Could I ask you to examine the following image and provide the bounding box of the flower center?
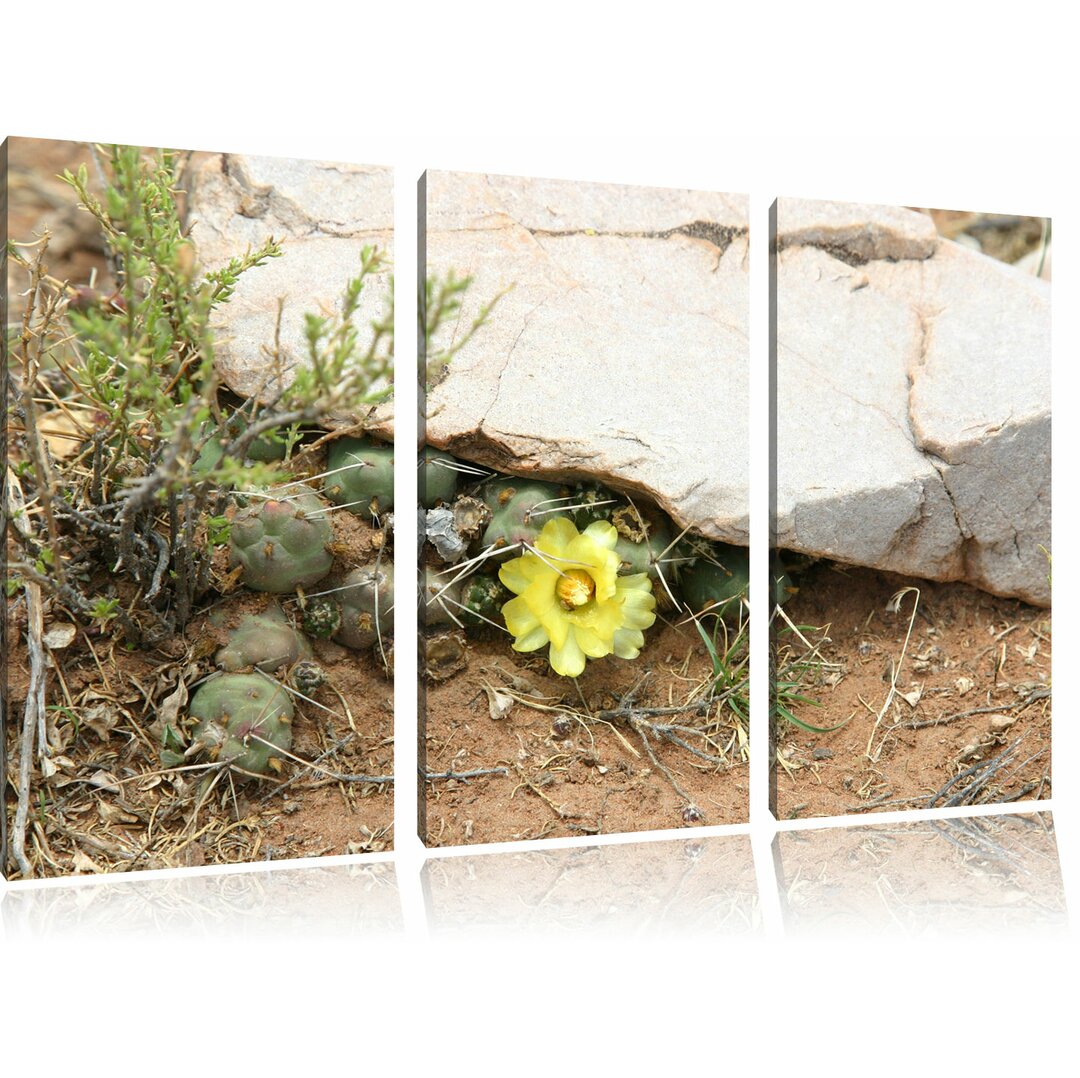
[557,569,595,610]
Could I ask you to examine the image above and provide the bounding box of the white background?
[2,4,1078,1073]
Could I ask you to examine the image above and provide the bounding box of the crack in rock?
[526,220,745,257]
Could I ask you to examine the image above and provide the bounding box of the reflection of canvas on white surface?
[775,812,1065,936]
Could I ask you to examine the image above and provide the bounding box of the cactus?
[289,660,328,696]
[613,516,673,585]
[459,573,512,628]
[325,437,394,520]
[194,418,288,476]
[419,446,461,509]
[229,485,333,592]
[420,565,463,628]
[215,603,313,672]
[678,542,750,620]
[188,673,293,777]
[301,596,342,640]
[480,478,569,550]
[570,481,619,529]
[335,560,394,649]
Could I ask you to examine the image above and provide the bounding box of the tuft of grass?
[770,603,849,734]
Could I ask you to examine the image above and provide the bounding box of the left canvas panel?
[2,138,395,879]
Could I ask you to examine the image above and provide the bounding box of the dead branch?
[11,581,48,878]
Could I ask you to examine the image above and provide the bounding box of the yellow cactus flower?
[498,517,657,678]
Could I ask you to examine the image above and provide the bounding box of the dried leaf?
[97,800,139,826]
[955,676,975,696]
[898,685,923,708]
[483,683,515,721]
[149,680,188,744]
[71,848,102,874]
[86,770,121,794]
[83,702,121,741]
[43,623,78,649]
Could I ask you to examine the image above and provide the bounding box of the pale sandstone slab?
[424,170,749,543]
[776,198,1050,606]
[186,154,393,430]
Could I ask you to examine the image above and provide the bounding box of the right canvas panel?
[770,199,1051,819]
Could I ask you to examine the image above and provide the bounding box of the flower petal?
[535,517,578,558]
[511,625,550,652]
[502,595,541,638]
[582,520,618,550]
[612,628,645,659]
[549,632,586,677]
[574,626,612,658]
[499,555,547,596]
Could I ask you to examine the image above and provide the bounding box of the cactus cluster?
[215,603,313,672]
[417,462,756,682]
[188,672,293,777]
[229,485,333,593]
[335,560,395,650]
[675,542,750,620]
[325,437,394,520]
[459,574,512,628]
[419,446,461,509]
[480,478,569,551]
[301,596,342,640]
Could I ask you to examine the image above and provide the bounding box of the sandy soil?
[771,561,1051,819]
[421,617,749,845]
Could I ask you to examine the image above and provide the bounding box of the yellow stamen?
[557,569,595,610]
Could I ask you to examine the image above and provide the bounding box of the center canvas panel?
[419,170,750,844]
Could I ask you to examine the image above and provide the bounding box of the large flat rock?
[775,198,1051,606]
[186,154,394,430]
[424,170,749,543]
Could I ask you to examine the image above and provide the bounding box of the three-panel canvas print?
[2,138,1051,881]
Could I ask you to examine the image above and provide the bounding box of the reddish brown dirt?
[771,561,1051,819]
[421,620,749,846]
[3,570,394,878]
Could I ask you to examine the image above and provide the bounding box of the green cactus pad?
[421,565,464,628]
[215,603,313,672]
[459,574,512,628]
[480,479,569,550]
[678,543,750,620]
[325,437,394,520]
[229,486,333,593]
[614,518,673,583]
[301,596,342,639]
[334,560,395,650]
[189,673,293,777]
[420,446,462,509]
